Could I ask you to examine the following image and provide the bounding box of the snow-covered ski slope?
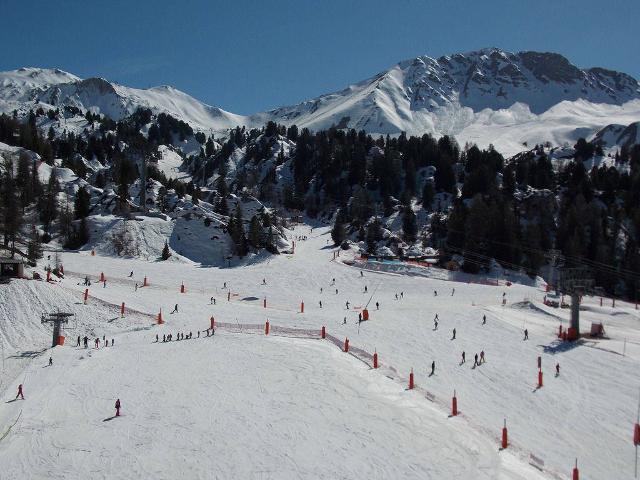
[1,225,640,479]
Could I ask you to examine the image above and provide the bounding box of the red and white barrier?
[265,321,270,335]
[83,288,89,305]
[143,276,148,287]
[344,338,349,353]
[100,272,105,282]
[452,391,458,416]
[538,369,543,388]
[321,326,326,339]
[300,301,304,313]
[210,316,215,330]
[373,351,378,369]
[502,419,508,449]
[409,369,414,390]
[120,302,125,318]
[157,309,164,325]
[180,282,185,293]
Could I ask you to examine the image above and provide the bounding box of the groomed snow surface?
[1,225,639,479]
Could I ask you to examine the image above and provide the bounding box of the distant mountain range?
[2,48,639,156]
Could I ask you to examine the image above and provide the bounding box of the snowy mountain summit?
[1,49,639,155]
[263,48,640,137]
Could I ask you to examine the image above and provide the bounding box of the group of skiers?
[156,328,215,343]
[75,335,114,349]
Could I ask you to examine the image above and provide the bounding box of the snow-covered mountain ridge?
[2,48,640,156]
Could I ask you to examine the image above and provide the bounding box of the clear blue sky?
[1,0,638,114]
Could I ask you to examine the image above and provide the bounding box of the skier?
[319,301,323,308]
[223,282,227,289]
[15,384,24,400]
[474,353,479,367]
[76,336,81,347]
[345,301,350,310]
[135,283,138,292]
[49,357,53,366]
[360,271,363,277]
[482,314,486,325]
[197,331,200,338]
[103,279,107,288]
[171,304,178,314]
[115,398,121,417]
[358,312,362,322]
[95,338,99,348]
[451,328,456,340]
[320,287,323,294]
[375,301,379,310]
[451,288,455,296]
[262,278,266,285]
[480,350,485,364]
[364,286,368,293]
[524,329,529,340]
[395,293,398,300]
[162,334,166,342]
[335,289,338,295]
[155,334,159,343]
[434,319,438,330]
[129,271,134,277]
[461,351,466,364]
[555,363,560,376]
[434,290,438,296]
[342,317,347,325]
[430,361,435,376]
[400,292,404,299]
[83,336,88,348]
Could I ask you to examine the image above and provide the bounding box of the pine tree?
[1,159,23,256]
[402,205,418,243]
[421,182,435,209]
[27,226,43,263]
[331,208,347,246]
[161,240,171,260]
[74,186,91,219]
[249,215,262,249]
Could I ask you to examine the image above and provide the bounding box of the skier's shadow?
[5,399,20,403]
[102,416,117,422]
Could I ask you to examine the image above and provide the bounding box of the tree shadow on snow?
[540,339,583,354]
[8,348,47,359]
